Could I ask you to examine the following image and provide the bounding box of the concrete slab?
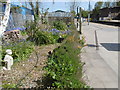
[80,22,118,88]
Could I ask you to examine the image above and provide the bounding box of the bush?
[52,21,68,30]
[27,31,57,45]
[25,21,61,45]
[1,41,34,63]
[45,34,89,88]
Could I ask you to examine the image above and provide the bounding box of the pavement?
[77,21,119,88]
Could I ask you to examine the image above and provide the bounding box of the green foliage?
[116,1,120,6]
[1,83,17,89]
[45,35,89,88]
[2,41,34,63]
[103,1,111,8]
[52,21,68,30]
[25,21,38,37]
[91,1,104,21]
[20,31,27,36]
[94,1,103,9]
[79,36,86,47]
[27,31,56,45]
[26,21,67,45]
[70,10,76,16]
[81,10,89,18]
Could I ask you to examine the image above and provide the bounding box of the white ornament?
[3,49,13,70]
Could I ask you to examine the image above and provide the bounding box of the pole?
[77,6,79,28]
[95,30,99,50]
[79,7,82,34]
[88,1,90,25]
[88,13,90,25]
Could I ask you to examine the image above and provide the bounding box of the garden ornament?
[3,49,13,70]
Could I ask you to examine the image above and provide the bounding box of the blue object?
[6,27,26,32]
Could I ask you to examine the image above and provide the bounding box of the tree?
[103,1,111,8]
[91,1,103,21]
[94,1,103,9]
[69,0,80,16]
[116,1,120,6]
[28,0,41,23]
[81,10,89,18]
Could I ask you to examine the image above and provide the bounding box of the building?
[99,7,120,20]
[47,10,73,24]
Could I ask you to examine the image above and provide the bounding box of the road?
[78,22,119,88]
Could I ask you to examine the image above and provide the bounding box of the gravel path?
[0,44,59,88]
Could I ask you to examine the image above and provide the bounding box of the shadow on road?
[87,44,96,47]
[100,43,120,51]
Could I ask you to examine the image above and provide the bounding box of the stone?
[3,49,13,70]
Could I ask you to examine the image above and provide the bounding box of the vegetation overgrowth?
[1,19,89,89]
[26,21,70,45]
[44,25,89,88]
[1,41,34,63]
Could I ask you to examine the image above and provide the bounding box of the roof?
[55,10,66,12]
[48,10,72,17]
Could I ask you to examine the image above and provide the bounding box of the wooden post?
[79,7,82,34]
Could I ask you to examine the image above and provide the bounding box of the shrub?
[52,21,68,30]
[45,34,89,88]
[27,31,57,45]
[26,21,61,45]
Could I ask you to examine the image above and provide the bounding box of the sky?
[40,1,96,12]
[11,0,115,12]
